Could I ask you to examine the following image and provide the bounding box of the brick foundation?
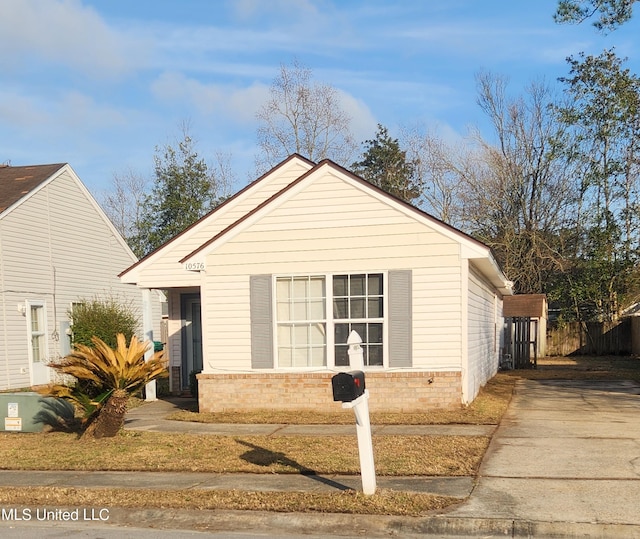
[197,371,462,413]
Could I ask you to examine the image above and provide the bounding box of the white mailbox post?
[342,330,376,496]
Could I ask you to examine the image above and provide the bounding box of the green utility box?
[0,392,74,433]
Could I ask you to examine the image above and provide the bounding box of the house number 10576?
[184,262,205,271]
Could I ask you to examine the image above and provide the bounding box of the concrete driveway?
[446,378,640,534]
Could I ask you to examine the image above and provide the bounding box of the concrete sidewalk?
[3,379,640,537]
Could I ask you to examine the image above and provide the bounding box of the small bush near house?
[69,295,139,349]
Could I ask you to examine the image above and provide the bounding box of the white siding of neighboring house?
[123,158,314,289]
[199,171,465,374]
[464,263,503,403]
[0,167,161,390]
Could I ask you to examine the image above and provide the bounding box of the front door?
[181,295,203,390]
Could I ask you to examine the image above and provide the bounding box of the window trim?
[272,272,388,370]
[26,300,48,364]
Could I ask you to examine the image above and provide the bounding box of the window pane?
[310,346,326,366]
[294,325,308,346]
[335,323,349,346]
[351,298,365,318]
[335,345,349,366]
[369,323,383,343]
[293,277,307,298]
[333,275,347,297]
[368,345,383,366]
[293,300,307,320]
[277,301,290,321]
[293,348,308,367]
[310,323,325,345]
[276,279,290,301]
[368,297,383,318]
[278,325,292,346]
[30,307,40,331]
[278,347,292,367]
[350,274,365,295]
[352,323,366,341]
[333,298,348,319]
[309,300,325,319]
[368,274,383,295]
[32,336,42,362]
[309,277,325,298]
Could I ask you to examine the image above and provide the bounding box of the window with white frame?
[28,302,46,363]
[276,276,327,367]
[333,274,384,367]
[274,273,384,368]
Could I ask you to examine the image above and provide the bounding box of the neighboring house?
[0,163,162,390]
[120,155,513,412]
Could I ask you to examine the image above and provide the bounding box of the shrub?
[69,295,139,349]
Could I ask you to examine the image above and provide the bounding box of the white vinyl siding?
[202,173,464,373]
[466,264,501,402]
[0,167,161,390]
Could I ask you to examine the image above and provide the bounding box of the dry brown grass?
[0,431,488,476]
[0,486,458,517]
[508,355,640,380]
[6,357,636,515]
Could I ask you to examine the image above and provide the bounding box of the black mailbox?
[332,371,366,402]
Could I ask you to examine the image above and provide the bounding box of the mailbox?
[331,370,365,402]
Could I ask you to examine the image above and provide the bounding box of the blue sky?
[1,0,638,197]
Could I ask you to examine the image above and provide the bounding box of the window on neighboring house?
[28,303,46,363]
[276,276,327,367]
[333,274,384,366]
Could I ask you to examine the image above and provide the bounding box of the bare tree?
[255,59,357,171]
[461,73,577,294]
[402,125,468,227]
[100,168,149,253]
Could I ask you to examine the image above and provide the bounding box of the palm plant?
[43,333,167,439]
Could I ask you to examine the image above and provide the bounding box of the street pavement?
[2,379,640,537]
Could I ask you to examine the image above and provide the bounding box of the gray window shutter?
[388,270,412,367]
[250,275,274,369]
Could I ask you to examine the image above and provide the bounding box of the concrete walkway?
[3,379,640,537]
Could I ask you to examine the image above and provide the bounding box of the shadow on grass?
[236,439,354,491]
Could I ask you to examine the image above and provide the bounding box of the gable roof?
[120,155,513,294]
[181,158,495,264]
[0,163,66,213]
[119,154,315,281]
[0,162,139,264]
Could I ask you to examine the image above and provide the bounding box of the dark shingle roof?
[0,163,66,213]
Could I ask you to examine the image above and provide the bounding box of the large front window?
[334,274,384,366]
[275,273,384,368]
[276,276,327,367]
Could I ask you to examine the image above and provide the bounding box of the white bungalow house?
[120,155,513,412]
[0,163,162,390]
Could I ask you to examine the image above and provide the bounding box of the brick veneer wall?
[197,371,462,413]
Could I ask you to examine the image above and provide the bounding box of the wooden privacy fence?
[547,318,631,356]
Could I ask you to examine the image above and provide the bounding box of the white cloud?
[0,0,149,77]
[151,71,270,123]
[336,90,377,142]
[0,87,127,137]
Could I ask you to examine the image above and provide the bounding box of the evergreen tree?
[352,124,420,203]
[135,132,215,256]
